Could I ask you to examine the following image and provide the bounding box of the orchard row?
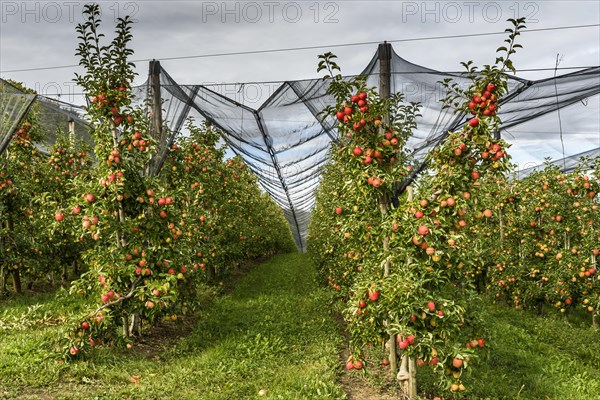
[309,17,597,400]
[0,5,295,359]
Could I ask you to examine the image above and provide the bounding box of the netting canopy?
[0,79,36,155]
[2,45,599,250]
[143,44,600,250]
[0,78,90,155]
[518,147,600,179]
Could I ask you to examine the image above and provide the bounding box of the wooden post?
[0,219,6,294]
[149,60,163,176]
[593,253,597,329]
[408,357,417,397]
[0,264,6,294]
[378,41,399,378]
[379,42,391,105]
[68,117,75,146]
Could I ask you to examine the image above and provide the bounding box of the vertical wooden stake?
[68,117,75,146]
[378,41,398,378]
[404,186,417,399]
[149,60,163,176]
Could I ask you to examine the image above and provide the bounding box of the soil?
[335,313,408,400]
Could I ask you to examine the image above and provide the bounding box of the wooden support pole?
[68,117,75,146]
[149,60,163,176]
[378,41,398,378]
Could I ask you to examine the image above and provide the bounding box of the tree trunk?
[61,263,68,288]
[47,272,54,286]
[0,265,7,294]
[122,315,130,337]
[129,313,142,336]
[536,299,544,316]
[12,269,22,294]
[72,259,79,277]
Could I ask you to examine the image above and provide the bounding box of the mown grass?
[0,253,346,400]
[417,299,600,399]
[1,254,600,400]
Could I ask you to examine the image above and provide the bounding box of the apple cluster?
[335,91,370,126]
[89,84,134,127]
[467,82,498,128]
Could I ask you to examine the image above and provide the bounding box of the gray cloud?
[1,0,598,166]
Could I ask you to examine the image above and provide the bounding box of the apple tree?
[309,18,527,398]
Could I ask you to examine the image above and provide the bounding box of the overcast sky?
[1,0,599,167]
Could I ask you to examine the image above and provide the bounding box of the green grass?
[417,298,600,400]
[2,255,600,400]
[0,253,346,400]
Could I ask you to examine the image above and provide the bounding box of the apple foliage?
[309,18,526,398]
[0,115,47,293]
[483,161,599,322]
[59,4,295,358]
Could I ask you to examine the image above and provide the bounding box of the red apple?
[427,301,436,312]
[452,358,463,368]
[368,290,380,301]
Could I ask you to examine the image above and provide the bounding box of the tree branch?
[92,276,143,315]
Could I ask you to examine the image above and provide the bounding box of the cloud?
[1,0,598,168]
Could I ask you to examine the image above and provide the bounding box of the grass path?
[0,253,346,400]
[3,253,600,399]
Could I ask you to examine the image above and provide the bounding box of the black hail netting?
[0,79,36,155]
[518,147,600,179]
[1,45,599,250]
[1,78,90,156]
[143,45,600,250]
